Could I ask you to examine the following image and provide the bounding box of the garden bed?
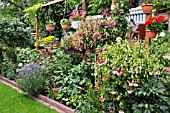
[0,76,74,113]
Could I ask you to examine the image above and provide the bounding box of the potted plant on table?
[139,0,154,14]
[153,0,170,22]
[69,9,86,29]
[60,19,72,30]
[145,15,165,38]
[46,20,56,32]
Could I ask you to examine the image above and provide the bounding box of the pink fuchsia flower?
[117,70,124,76]
[127,80,133,86]
[45,55,51,59]
[119,110,124,113]
[95,86,100,90]
[77,32,83,36]
[103,75,107,80]
[112,70,118,74]
[48,48,52,53]
[127,90,133,94]
[133,82,139,87]
[97,79,102,83]
[98,21,104,26]
[94,33,100,38]
[166,68,170,73]
[97,58,106,66]
[99,96,105,102]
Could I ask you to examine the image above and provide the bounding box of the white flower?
[18,63,23,67]
[159,32,166,37]
[116,37,122,43]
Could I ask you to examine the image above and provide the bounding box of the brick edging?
[38,95,74,113]
[0,76,74,113]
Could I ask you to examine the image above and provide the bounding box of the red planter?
[142,4,154,14]
[146,30,157,38]
[46,25,55,32]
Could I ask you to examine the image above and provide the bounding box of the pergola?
[35,0,117,40]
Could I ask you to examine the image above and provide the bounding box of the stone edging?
[0,76,74,113]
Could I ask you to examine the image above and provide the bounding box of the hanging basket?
[71,21,82,29]
[46,25,55,32]
[146,30,157,38]
[61,24,71,30]
[141,4,154,14]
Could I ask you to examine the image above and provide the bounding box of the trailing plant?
[60,19,72,25]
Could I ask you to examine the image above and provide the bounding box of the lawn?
[0,82,58,113]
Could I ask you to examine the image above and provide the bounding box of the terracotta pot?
[46,25,55,32]
[61,24,71,30]
[155,13,170,23]
[146,30,157,38]
[141,4,154,14]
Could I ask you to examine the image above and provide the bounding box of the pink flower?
[48,48,52,53]
[119,110,124,113]
[77,32,83,36]
[97,59,106,66]
[127,90,133,94]
[133,82,139,87]
[113,21,117,26]
[103,75,107,80]
[98,22,104,26]
[127,80,133,86]
[107,78,111,81]
[113,70,118,74]
[97,79,102,83]
[45,55,51,59]
[99,96,105,102]
[94,33,100,38]
[117,70,124,76]
[166,68,170,73]
[95,86,100,90]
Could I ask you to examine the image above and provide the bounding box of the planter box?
[0,76,74,113]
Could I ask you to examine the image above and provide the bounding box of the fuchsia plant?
[70,9,86,21]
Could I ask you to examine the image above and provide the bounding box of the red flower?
[100,96,105,102]
[107,78,111,81]
[77,32,83,36]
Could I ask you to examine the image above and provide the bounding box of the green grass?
[0,82,58,113]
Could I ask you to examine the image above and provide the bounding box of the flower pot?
[141,4,154,14]
[146,30,157,38]
[71,21,82,29]
[61,24,71,30]
[155,13,170,23]
[46,25,55,32]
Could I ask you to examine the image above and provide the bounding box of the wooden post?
[83,0,86,11]
[36,15,39,41]
[145,13,152,46]
[111,0,117,10]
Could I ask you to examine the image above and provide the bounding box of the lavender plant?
[16,62,46,96]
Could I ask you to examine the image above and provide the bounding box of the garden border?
[0,76,74,113]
